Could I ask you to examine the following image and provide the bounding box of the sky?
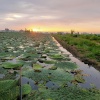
[0,0,100,33]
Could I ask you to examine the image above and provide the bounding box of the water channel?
[53,37,100,89]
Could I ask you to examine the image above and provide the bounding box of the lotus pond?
[0,32,100,100]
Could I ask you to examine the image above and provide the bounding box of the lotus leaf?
[22,84,32,95]
[0,80,17,92]
[44,60,56,64]
[74,74,85,83]
[54,62,78,71]
[33,64,43,72]
[22,69,73,85]
[2,62,23,69]
[49,66,57,70]
[49,54,64,60]
[23,86,100,100]
[0,86,19,100]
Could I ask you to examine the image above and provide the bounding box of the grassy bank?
[52,33,100,70]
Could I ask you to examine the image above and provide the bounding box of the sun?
[32,28,40,32]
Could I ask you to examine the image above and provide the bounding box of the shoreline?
[52,35,100,71]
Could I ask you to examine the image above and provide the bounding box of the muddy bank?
[52,35,100,71]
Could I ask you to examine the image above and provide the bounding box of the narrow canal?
[53,37,100,89]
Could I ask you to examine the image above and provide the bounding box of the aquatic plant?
[33,64,43,72]
[49,66,57,70]
[44,60,56,64]
[54,62,78,71]
[1,32,100,100]
[22,84,32,95]
[0,86,19,100]
[0,80,17,92]
[23,86,100,100]
[22,69,73,85]
[49,54,64,60]
[2,61,23,69]
[74,74,85,83]
[1,56,15,61]
[53,34,100,68]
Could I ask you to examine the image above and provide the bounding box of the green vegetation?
[0,80,19,100]
[22,84,32,95]
[74,74,85,83]
[0,80,17,92]
[22,68,73,85]
[49,54,64,60]
[0,80,31,100]
[2,62,23,69]
[33,64,43,72]
[54,62,78,71]
[49,66,57,70]
[0,32,100,100]
[23,86,100,100]
[44,60,56,64]
[53,34,100,69]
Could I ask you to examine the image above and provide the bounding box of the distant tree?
[25,28,30,33]
[5,28,9,32]
[71,30,74,34]
[19,29,24,33]
[57,32,62,35]
[77,32,79,34]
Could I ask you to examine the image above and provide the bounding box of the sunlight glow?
[33,28,40,32]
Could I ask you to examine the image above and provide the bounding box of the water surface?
[53,37,100,89]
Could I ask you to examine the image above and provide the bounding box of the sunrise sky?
[0,0,100,33]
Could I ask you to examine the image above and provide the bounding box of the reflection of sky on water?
[53,37,100,89]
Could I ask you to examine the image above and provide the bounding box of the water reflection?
[0,74,5,79]
[21,77,38,90]
[53,37,100,89]
[46,81,59,89]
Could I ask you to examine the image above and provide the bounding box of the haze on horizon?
[0,0,100,33]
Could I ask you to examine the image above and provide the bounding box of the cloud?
[0,0,100,32]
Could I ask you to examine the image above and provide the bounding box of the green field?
[0,32,100,100]
[53,33,100,69]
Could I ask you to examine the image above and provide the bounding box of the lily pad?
[22,84,32,95]
[22,69,73,85]
[74,74,85,83]
[44,60,56,64]
[0,80,17,92]
[54,62,78,71]
[49,54,64,60]
[1,56,15,61]
[22,86,100,100]
[0,86,19,100]
[2,62,23,69]
[33,64,43,72]
[0,80,19,100]
[49,66,57,70]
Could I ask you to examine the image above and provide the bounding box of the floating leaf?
[0,86,19,100]
[22,69,73,85]
[22,84,32,95]
[49,66,57,70]
[2,62,23,69]
[44,60,56,64]
[1,56,15,61]
[74,74,85,83]
[0,80,17,92]
[49,54,64,60]
[23,86,100,100]
[54,62,78,71]
[33,64,43,72]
